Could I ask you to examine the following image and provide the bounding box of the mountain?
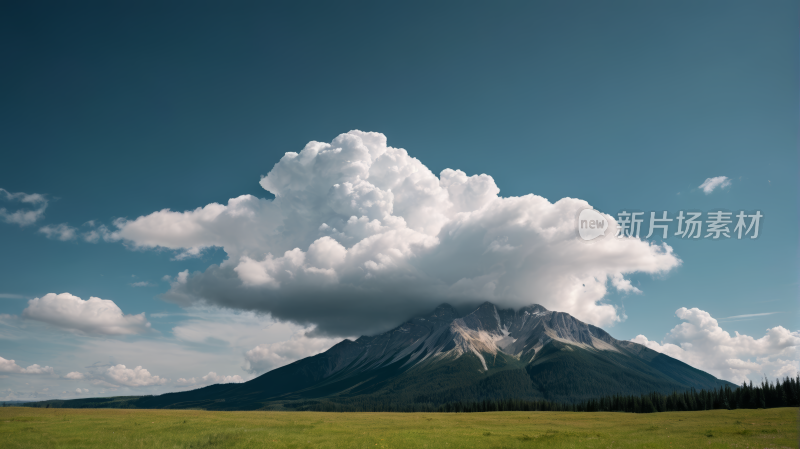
[34,302,735,411]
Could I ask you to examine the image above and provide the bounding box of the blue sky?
[0,1,797,400]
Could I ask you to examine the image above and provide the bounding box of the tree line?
[440,376,800,413]
[291,376,800,413]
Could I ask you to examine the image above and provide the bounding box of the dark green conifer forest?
[287,376,800,413]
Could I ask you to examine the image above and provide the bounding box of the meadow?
[0,406,796,448]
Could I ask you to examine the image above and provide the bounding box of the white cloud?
[22,293,151,335]
[37,220,110,243]
[18,364,54,374]
[631,307,800,384]
[130,281,154,287]
[175,371,244,387]
[1,308,270,397]
[39,223,78,241]
[0,356,54,375]
[167,307,341,377]
[244,331,342,374]
[721,312,780,320]
[107,131,681,334]
[610,273,642,294]
[4,314,260,396]
[0,293,26,299]
[105,364,167,387]
[0,188,48,226]
[81,224,113,243]
[699,176,731,194]
[75,388,89,394]
[169,308,299,348]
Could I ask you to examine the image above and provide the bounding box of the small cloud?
[0,188,48,226]
[39,223,78,241]
[64,364,125,390]
[175,372,244,388]
[0,293,27,300]
[698,176,731,194]
[721,311,781,320]
[244,331,341,374]
[105,364,166,387]
[81,224,113,243]
[610,273,642,295]
[22,292,151,335]
[172,247,203,261]
[0,356,54,375]
[130,281,154,287]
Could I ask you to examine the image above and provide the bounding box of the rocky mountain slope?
[37,302,735,410]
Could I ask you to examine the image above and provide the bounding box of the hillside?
[31,302,735,410]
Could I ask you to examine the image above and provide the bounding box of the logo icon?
[578,209,608,241]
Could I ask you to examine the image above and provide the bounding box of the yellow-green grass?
[0,407,796,448]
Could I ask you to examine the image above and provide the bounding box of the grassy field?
[0,407,796,448]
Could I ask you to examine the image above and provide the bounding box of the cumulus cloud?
[699,176,731,194]
[631,307,800,384]
[0,188,48,226]
[244,331,343,374]
[23,293,151,335]
[176,371,244,387]
[105,364,167,387]
[64,366,139,389]
[0,356,54,374]
[108,131,681,335]
[39,223,78,241]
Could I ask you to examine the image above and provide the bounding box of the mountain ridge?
[29,301,735,410]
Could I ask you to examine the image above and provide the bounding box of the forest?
[288,376,800,413]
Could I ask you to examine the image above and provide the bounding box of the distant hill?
[1,400,36,406]
[29,302,735,411]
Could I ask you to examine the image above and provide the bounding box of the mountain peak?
[113,300,733,410]
[468,301,550,315]
[430,303,459,320]
[461,302,502,334]
[305,302,723,387]
[433,302,457,312]
[519,304,549,314]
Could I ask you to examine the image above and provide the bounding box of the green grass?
[0,407,796,448]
